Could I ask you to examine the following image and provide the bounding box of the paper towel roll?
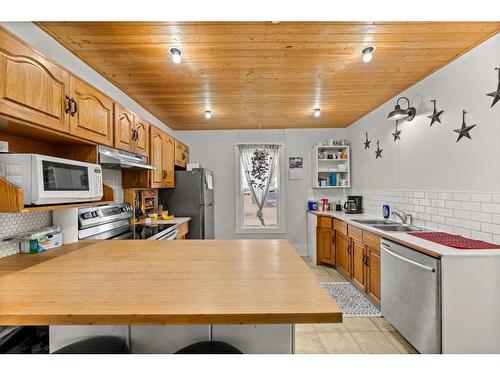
[53,208,79,244]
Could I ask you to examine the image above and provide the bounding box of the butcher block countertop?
[0,239,341,325]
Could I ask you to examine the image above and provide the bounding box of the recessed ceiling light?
[361,46,376,63]
[314,108,321,117]
[205,110,212,119]
[169,47,183,64]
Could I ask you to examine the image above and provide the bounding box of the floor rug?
[321,282,381,317]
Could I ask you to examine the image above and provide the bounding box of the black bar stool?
[52,336,130,354]
[175,340,242,354]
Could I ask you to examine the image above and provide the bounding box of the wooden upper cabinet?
[113,103,135,152]
[175,139,189,168]
[150,126,165,188]
[69,76,113,146]
[133,116,150,157]
[163,134,175,187]
[0,28,70,133]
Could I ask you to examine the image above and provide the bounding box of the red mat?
[408,232,500,249]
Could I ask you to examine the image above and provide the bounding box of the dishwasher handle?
[382,245,436,273]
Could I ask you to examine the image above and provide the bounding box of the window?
[235,143,285,234]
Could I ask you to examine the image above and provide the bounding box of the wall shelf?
[0,176,114,213]
[312,145,350,189]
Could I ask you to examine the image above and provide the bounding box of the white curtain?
[238,144,280,226]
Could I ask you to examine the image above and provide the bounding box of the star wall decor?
[392,120,402,142]
[427,99,444,126]
[486,67,500,108]
[453,110,477,142]
[375,140,383,159]
[364,132,371,149]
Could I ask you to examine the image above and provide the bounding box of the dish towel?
[408,232,500,249]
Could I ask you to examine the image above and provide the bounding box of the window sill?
[235,227,287,235]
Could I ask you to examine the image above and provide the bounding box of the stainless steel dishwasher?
[381,239,441,354]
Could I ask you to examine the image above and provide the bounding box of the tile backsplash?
[361,189,500,244]
[102,168,124,203]
[0,212,52,258]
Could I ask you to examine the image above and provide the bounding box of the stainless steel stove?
[78,203,178,240]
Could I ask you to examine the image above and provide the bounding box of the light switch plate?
[0,141,8,153]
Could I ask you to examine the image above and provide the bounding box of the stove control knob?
[82,212,92,219]
[91,211,98,218]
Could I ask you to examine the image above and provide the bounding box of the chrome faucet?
[392,210,414,225]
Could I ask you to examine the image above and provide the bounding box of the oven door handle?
[160,229,178,240]
[382,245,435,273]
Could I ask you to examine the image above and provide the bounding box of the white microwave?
[0,154,103,205]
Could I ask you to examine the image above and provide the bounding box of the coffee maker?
[344,195,363,214]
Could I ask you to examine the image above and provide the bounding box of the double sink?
[352,219,425,232]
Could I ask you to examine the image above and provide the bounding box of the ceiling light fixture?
[205,110,212,119]
[169,47,183,64]
[314,108,321,117]
[361,46,375,63]
[387,97,416,121]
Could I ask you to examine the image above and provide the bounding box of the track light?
[169,47,183,64]
[361,46,375,63]
[205,110,212,119]
[314,108,321,117]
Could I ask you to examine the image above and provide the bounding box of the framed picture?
[289,157,303,169]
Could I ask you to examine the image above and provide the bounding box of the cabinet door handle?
[70,98,78,116]
[131,129,138,141]
[162,170,167,179]
[331,234,336,246]
[347,243,351,254]
[65,95,72,114]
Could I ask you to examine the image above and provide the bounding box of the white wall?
[347,33,500,193]
[0,22,174,135]
[177,129,348,253]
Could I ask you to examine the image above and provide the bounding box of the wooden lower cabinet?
[351,239,366,290]
[316,226,334,265]
[177,221,189,240]
[316,215,381,306]
[365,246,381,304]
[335,231,350,276]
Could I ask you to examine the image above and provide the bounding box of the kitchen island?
[0,239,341,353]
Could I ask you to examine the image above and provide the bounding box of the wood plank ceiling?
[38,22,500,130]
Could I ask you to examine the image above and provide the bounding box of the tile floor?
[295,257,418,354]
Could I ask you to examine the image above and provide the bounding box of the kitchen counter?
[135,217,191,226]
[0,239,341,326]
[308,210,500,257]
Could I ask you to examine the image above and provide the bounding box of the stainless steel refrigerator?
[160,168,214,239]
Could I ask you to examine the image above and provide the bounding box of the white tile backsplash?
[102,168,124,203]
[362,189,500,245]
[0,212,52,258]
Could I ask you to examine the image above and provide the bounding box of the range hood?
[98,145,155,170]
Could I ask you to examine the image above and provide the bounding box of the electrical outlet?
[0,141,8,153]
